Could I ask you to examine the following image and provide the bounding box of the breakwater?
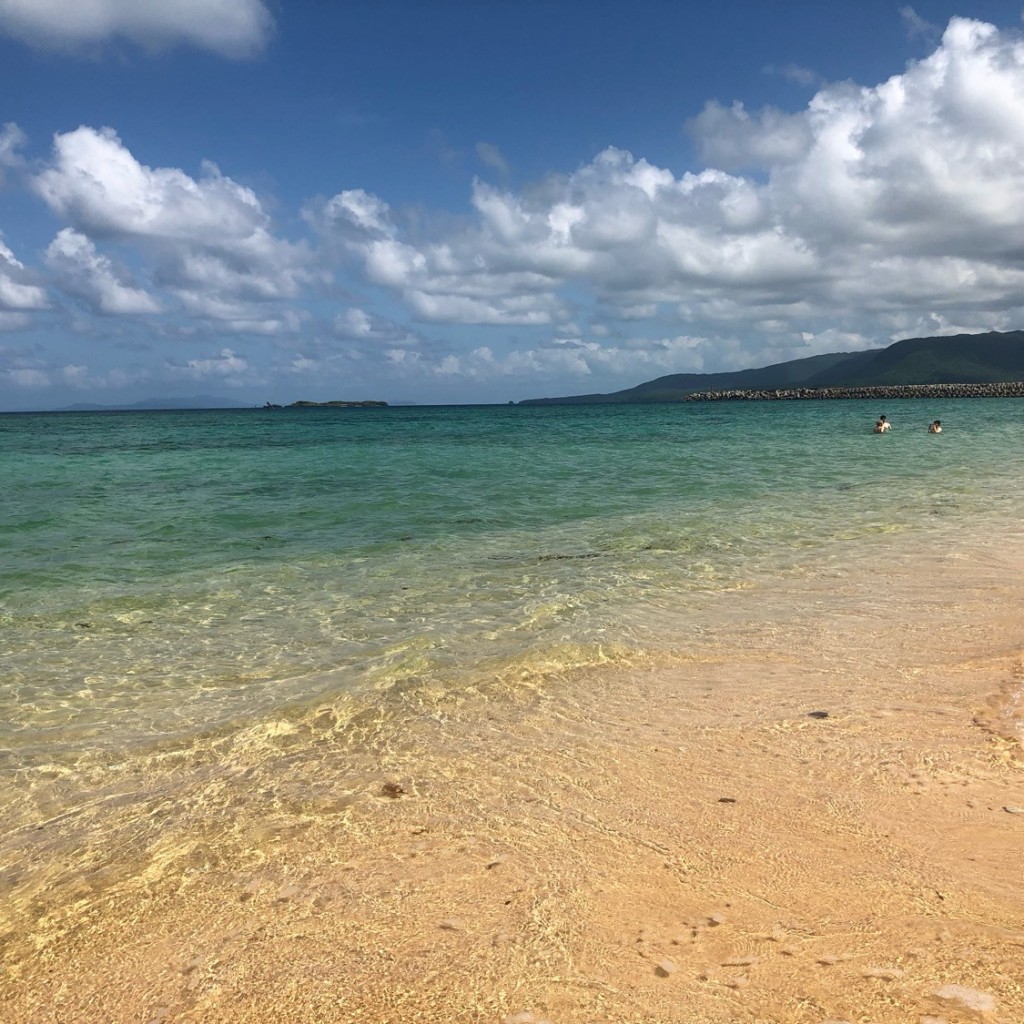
[683,381,1024,401]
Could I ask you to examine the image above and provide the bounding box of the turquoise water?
[2,399,1023,771]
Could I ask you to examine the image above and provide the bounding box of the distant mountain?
[55,395,253,411]
[519,331,1024,404]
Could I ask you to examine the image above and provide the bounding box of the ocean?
[3,399,1023,763]
[2,398,1024,952]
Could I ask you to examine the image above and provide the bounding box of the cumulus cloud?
[0,0,273,57]
[33,126,308,331]
[45,228,161,314]
[313,145,815,332]
[36,126,268,241]
[312,181,579,325]
[0,238,49,315]
[305,15,1024,378]
[166,346,250,382]
[688,101,813,171]
[13,15,1024,403]
[319,189,395,241]
[333,307,416,343]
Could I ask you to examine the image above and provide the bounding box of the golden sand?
[2,537,1023,1023]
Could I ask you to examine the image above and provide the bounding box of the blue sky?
[2,1,1024,408]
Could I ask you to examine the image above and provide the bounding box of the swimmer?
[928,419,942,433]
[874,415,892,433]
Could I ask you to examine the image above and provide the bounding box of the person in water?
[874,415,892,433]
[928,419,942,433]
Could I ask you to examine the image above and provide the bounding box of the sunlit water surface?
[3,399,1023,771]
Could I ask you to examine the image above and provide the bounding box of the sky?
[3,2,1024,409]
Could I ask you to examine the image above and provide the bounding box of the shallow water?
[3,398,1024,976]
[2,398,1023,771]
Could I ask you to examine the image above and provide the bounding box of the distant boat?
[262,402,283,410]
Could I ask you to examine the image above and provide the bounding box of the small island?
[287,400,388,408]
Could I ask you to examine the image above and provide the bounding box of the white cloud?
[33,126,308,330]
[318,189,395,240]
[688,101,813,171]
[406,288,562,326]
[333,307,414,343]
[314,146,812,330]
[304,16,1024,371]
[167,346,249,382]
[36,127,266,241]
[0,0,273,57]
[45,228,161,314]
[0,238,49,312]
[766,18,1024,263]
[13,15,1024,404]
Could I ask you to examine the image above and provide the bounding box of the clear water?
[3,398,1022,775]
[3,397,1024,965]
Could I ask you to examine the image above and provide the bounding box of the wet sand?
[3,535,1023,1023]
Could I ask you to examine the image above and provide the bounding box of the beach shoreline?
[3,529,1023,1023]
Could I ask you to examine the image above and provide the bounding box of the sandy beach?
[3,533,1023,1024]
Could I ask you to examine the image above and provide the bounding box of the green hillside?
[519,331,1024,404]
[803,331,1024,387]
